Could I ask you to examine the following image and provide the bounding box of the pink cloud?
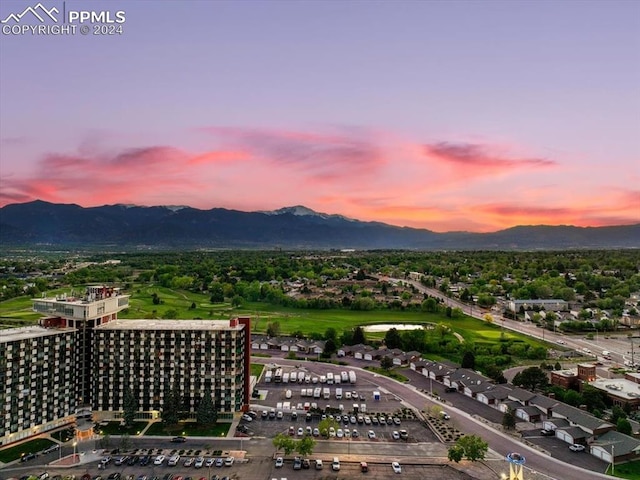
[1,126,635,232]
[423,142,557,179]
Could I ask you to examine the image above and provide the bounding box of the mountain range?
[0,200,638,250]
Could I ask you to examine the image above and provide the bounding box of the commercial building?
[0,326,77,446]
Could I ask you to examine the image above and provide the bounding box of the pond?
[362,323,429,333]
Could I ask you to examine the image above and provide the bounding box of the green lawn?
[364,366,409,383]
[2,284,550,365]
[96,421,149,436]
[145,421,230,437]
[0,438,57,463]
[250,364,265,378]
[609,460,640,479]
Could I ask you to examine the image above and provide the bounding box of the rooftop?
[95,319,244,331]
[0,325,76,343]
[591,378,640,400]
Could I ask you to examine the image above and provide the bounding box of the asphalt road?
[253,357,612,480]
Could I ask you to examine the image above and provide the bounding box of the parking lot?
[242,364,437,443]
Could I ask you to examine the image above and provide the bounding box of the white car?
[297,427,304,436]
[275,457,284,468]
[367,430,376,439]
[569,444,586,452]
[194,456,204,468]
[336,428,344,438]
[241,414,253,422]
[153,455,165,466]
[392,461,402,473]
[392,431,400,440]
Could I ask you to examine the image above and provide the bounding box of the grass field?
[1,284,549,362]
[609,460,640,479]
[250,364,265,378]
[144,421,230,437]
[0,438,56,463]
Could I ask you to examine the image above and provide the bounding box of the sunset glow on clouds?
[0,0,638,232]
[1,126,637,232]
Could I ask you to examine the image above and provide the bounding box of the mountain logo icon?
[1,3,59,23]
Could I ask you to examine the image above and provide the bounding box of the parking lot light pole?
[72,441,77,464]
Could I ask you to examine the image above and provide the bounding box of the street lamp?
[72,440,77,464]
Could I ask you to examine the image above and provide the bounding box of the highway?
[377,275,635,367]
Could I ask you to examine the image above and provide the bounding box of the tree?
[273,433,296,455]
[152,293,161,305]
[209,283,224,303]
[99,433,112,449]
[231,295,243,307]
[322,338,337,358]
[164,309,178,319]
[512,367,549,391]
[617,418,632,435]
[384,328,402,349]
[380,356,394,370]
[324,328,338,342]
[317,418,339,437]
[266,321,281,337]
[448,435,488,462]
[196,388,217,425]
[502,408,516,431]
[422,298,437,313]
[461,351,475,370]
[448,445,464,463]
[296,435,316,457]
[611,406,627,424]
[483,313,494,324]
[162,384,181,425]
[352,326,366,345]
[119,433,132,451]
[123,386,137,427]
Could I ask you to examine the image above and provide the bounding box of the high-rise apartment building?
[0,326,77,446]
[33,286,130,405]
[1,287,251,447]
[92,318,250,418]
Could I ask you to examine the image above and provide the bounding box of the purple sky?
[1,0,638,232]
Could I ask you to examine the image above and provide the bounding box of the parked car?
[360,462,369,472]
[153,455,165,466]
[275,457,284,468]
[224,457,234,467]
[445,386,457,393]
[392,461,402,473]
[540,429,554,436]
[194,457,204,468]
[210,458,220,467]
[183,458,194,467]
[332,457,340,471]
[302,458,310,469]
[293,457,302,470]
[392,431,400,440]
[569,444,586,452]
[241,414,253,422]
[315,459,323,470]
[367,430,376,439]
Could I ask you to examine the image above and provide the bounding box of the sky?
[0,0,638,233]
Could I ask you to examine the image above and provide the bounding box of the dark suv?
[171,436,186,443]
